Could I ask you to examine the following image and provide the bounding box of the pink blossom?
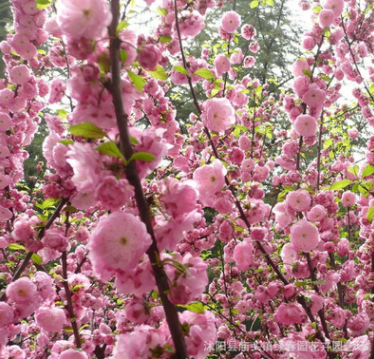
[281,243,300,264]
[56,0,112,40]
[274,303,307,325]
[241,24,256,39]
[6,277,37,304]
[303,36,316,50]
[48,78,65,104]
[137,45,161,72]
[302,84,326,108]
[230,48,243,64]
[290,219,320,252]
[88,212,152,275]
[221,11,241,33]
[177,11,205,39]
[35,306,66,332]
[348,313,370,336]
[307,205,327,222]
[59,349,88,359]
[348,128,359,139]
[0,112,12,132]
[0,174,11,189]
[162,178,198,217]
[0,302,14,326]
[10,65,30,85]
[324,0,344,17]
[66,143,104,192]
[274,203,296,228]
[292,59,311,77]
[243,56,256,68]
[0,206,12,221]
[293,75,311,98]
[41,228,70,252]
[233,240,253,270]
[202,98,235,133]
[124,298,149,324]
[193,159,226,206]
[294,114,318,137]
[32,271,55,301]
[286,189,311,212]
[214,54,231,76]
[113,325,167,359]
[341,191,356,207]
[319,9,335,28]
[179,311,217,359]
[95,176,134,211]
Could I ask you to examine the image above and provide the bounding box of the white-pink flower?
[221,11,241,33]
[88,212,152,275]
[294,114,318,137]
[193,159,226,206]
[202,98,235,133]
[290,219,320,252]
[56,0,112,40]
[6,277,37,304]
[233,240,254,270]
[66,142,104,193]
[341,191,356,207]
[319,9,335,28]
[35,306,66,332]
[286,189,311,212]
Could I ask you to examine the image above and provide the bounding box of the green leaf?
[159,35,172,44]
[127,70,146,92]
[7,243,26,251]
[320,74,331,82]
[234,227,245,232]
[347,165,358,176]
[120,50,128,63]
[173,66,188,75]
[157,8,168,16]
[148,65,167,80]
[179,302,205,314]
[59,139,74,146]
[116,20,129,34]
[193,68,215,80]
[68,122,107,139]
[95,142,125,160]
[56,109,68,119]
[362,164,374,178]
[313,5,322,13]
[265,0,274,5]
[323,139,333,149]
[210,88,220,97]
[250,0,259,8]
[72,284,86,292]
[130,136,139,145]
[36,0,51,9]
[367,207,374,223]
[98,53,110,73]
[65,205,78,213]
[303,69,312,77]
[358,185,369,197]
[129,152,155,162]
[329,180,352,190]
[31,253,42,266]
[35,198,59,210]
